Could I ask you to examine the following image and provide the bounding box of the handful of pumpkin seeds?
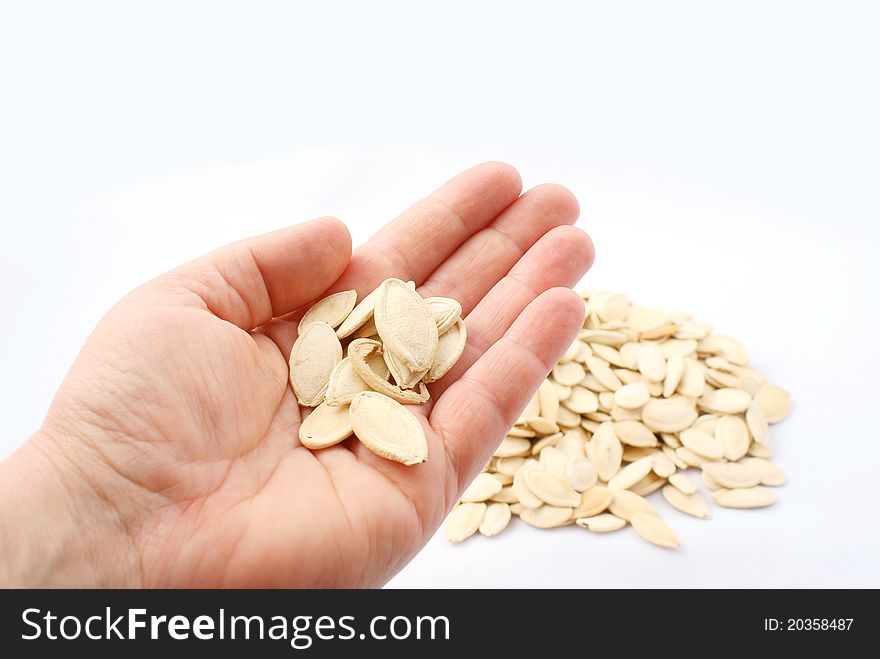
[444,289,791,549]
[289,278,466,465]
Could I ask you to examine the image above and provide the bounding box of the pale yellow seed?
[444,503,486,542]
[746,401,770,445]
[423,296,462,335]
[753,385,791,423]
[642,399,698,433]
[748,440,773,459]
[702,470,722,490]
[614,382,651,409]
[300,290,358,331]
[608,489,658,522]
[637,342,666,382]
[494,456,526,476]
[492,472,513,486]
[627,307,668,333]
[631,512,679,548]
[613,420,658,447]
[460,472,503,502]
[512,463,544,509]
[423,318,467,383]
[349,392,428,465]
[524,468,581,507]
[677,357,706,397]
[711,487,776,509]
[630,472,667,496]
[663,354,684,398]
[299,402,353,449]
[520,505,574,528]
[530,432,561,455]
[494,436,532,458]
[479,503,512,537]
[559,340,582,363]
[652,451,676,478]
[739,457,787,486]
[584,356,623,391]
[661,339,698,359]
[374,278,438,372]
[579,329,628,347]
[679,428,725,460]
[702,462,761,489]
[556,430,586,458]
[384,348,427,390]
[324,356,384,406]
[590,343,626,367]
[525,416,560,435]
[563,386,600,414]
[571,486,613,518]
[607,456,655,491]
[622,446,657,462]
[594,292,630,322]
[336,288,380,339]
[552,381,572,402]
[539,446,570,478]
[715,415,750,461]
[576,513,626,533]
[619,342,640,369]
[289,321,343,407]
[662,485,710,519]
[552,361,587,387]
[489,486,519,504]
[567,457,598,491]
[694,413,720,435]
[698,388,752,414]
[668,472,698,495]
[676,446,709,468]
[591,422,623,481]
[556,406,582,428]
[537,378,560,424]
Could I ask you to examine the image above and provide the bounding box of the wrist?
[0,429,143,587]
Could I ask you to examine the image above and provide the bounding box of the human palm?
[30,163,593,587]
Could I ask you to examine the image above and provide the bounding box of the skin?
[0,163,594,587]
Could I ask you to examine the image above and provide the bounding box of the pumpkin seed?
[461,472,504,502]
[300,290,358,331]
[374,278,438,372]
[349,391,427,465]
[662,485,710,519]
[576,513,626,533]
[520,505,574,528]
[711,487,776,509]
[479,503,512,537]
[299,401,353,449]
[424,296,462,335]
[642,399,698,433]
[631,512,679,548]
[668,472,698,495]
[607,455,655,491]
[289,321,343,406]
[423,318,467,383]
[444,503,486,542]
[524,468,581,507]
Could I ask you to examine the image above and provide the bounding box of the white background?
[2,1,878,587]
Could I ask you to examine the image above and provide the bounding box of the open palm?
[38,163,593,587]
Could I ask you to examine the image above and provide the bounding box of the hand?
[0,163,593,587]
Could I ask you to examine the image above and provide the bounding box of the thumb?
[153,216,352,330]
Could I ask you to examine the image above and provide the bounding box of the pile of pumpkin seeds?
[289,278,466,465]
[444,289,790,549]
